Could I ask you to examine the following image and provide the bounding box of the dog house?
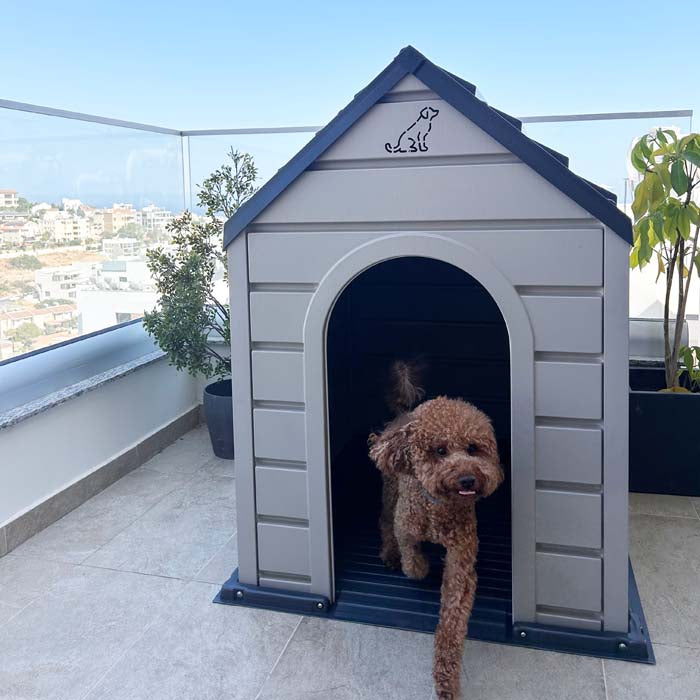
[216,46,653,662]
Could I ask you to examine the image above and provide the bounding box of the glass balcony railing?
[0,99,695,363]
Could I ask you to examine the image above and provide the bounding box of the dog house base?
[215,561,654,664]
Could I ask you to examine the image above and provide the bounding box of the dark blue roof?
[223,46,631,248]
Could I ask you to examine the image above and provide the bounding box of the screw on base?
[316,602,324,610]
[235,590,244,599]
[519,631,527,638]
[618,642,627,651]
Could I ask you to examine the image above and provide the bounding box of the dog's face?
[369,397,502,502]
[419,106,440,121]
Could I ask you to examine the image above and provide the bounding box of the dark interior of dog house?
[326,256,512,640]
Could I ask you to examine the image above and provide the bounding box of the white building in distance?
[0,190,19,208]
[141,205,173,235]
[34,262,98,302]
[97,258,152,291]
[102,237,141,258]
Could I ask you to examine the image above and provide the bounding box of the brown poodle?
[369,361,503,700]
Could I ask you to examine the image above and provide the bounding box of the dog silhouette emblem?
[385,106,440,154]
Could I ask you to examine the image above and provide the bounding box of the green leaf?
[671,159,689,195]
[678,209,691,240]
[631,179,648,220]
[656,130,668,145]
[688,203,700,227]
[637,218,652,265]
[652,212,666,239]
[647,173,665,208]
[694,253,700,276]
[654,163,672,192]
[629,245,639,269]
[681,346,694,371]
[639,136,652,159]
[664,208,679,243]
[631,142,647,173]
[682,147,700,168]
[656,250,665,282]
[662,129,678,143]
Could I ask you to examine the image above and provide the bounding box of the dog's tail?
[386,359,425,416]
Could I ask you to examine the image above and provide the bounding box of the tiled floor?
[1,427,699,699]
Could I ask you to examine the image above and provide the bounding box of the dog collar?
[418,485,445,506]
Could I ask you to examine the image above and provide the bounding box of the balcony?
[1,99,699,698]
[0,427,697,698]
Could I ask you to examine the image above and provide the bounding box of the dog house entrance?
[326,257,513,640]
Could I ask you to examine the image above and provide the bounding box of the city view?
[1,117,697,364]
[0,189,192,360]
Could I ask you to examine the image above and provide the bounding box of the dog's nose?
[458,476,476,490]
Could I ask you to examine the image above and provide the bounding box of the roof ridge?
[223,47,631,247]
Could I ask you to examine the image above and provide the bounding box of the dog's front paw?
[402,553,430,580]
[434,676,459,700]
[436,690,456,700]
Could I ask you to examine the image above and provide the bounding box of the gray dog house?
[217,46,653,662]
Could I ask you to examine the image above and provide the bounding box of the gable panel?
[387,74,433,94]
[318,99,509,161]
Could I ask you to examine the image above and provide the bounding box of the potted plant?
[144,148,258,459]
[628,129,700,494]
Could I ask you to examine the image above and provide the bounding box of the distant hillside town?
[0,189,204,361]
[0,189,175,249]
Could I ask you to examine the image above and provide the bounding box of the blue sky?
[2,0,699,209]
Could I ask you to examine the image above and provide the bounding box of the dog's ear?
[419,107,430,119]
[369,422,415,475]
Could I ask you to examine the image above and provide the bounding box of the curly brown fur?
[385,359,425,416]
[369,380,503,700]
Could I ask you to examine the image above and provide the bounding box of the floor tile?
[199,455,235,479]
[630,513,700,649]
[257,617,435,700]
[84,475,236,579]
[12,468,193,564]
[629,493,699,519]
[194,533,238,585]
[0,565,183,700]
[0,600,22,626]
[142,426,214,475]
[605,643,700,700]
[0,554,75,609]
[455,640,606,699]
[692,498,700,518]
[84,581,299,700]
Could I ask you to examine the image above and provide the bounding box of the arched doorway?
[303,233,535,624]
[326,256,512,635]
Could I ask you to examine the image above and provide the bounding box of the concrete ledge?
[0,405,201,557]
[0,350,166,431]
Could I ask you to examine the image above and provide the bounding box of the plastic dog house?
[217,46,653,662]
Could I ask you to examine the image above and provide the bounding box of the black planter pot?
[203,379,234,460]
[630,365,700,496]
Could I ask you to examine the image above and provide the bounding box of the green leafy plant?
[629,129,700,390]
[678,345,700,391]
[143,149,258,380]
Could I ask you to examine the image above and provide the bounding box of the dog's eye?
[466,443,479,456]
[435,446,447,457]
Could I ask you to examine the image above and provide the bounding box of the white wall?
[0,356,198,527]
